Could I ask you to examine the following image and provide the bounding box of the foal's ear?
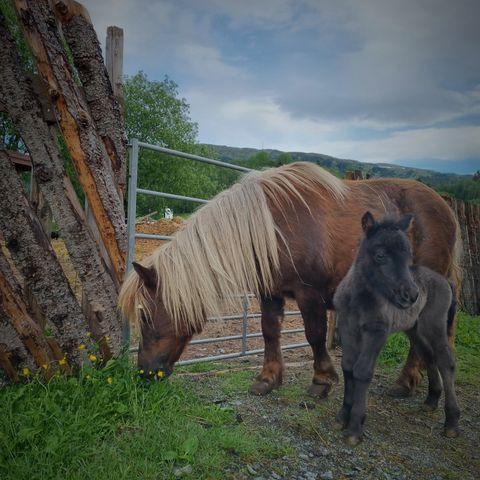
[132,262,157,289]
[361,211,376,233]
[397,214,414,231]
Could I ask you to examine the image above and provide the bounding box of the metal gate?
[126,139,308,365]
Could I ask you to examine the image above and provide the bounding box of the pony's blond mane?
[118,162,349,334]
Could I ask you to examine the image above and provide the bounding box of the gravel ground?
[181,352,480,480]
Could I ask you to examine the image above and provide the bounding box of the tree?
[124,71,238,215]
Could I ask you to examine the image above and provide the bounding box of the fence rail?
[126,139,307,364]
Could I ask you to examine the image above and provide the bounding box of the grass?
[0,358,286,480]
[0,313,478,479]
[378,312,480,385]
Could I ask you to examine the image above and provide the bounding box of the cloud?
[81,0,479,173]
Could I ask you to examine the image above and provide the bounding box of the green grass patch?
[377,312,480,386]
[0,357,285,480]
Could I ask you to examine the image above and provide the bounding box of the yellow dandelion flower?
[107,376,113,385]
[105,336,111,341]
[78,343,86,350]
[86,331,91,337]
[42,364,49,370]
[89,354,97,362]
[58,358,66,366]
[157,370,164,379]
[139,369,144,375]
[149,371,153,376]
[22,367,30,376]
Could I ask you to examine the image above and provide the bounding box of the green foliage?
[435,178,480,204]
[0,357,284,480]
[378,312,480,387]
[124,72,239,215]
[236,151,292,170]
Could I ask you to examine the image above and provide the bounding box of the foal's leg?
[334,325,359,430]
[296,289,339,398]
[345,326,388,446]
[249,296,284,395]
[435,343,460,437]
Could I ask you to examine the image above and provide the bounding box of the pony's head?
[126,262,193,380]
[358,211,419,309]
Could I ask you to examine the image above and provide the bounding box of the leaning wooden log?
[53,0,127,199]
[0,13,122,356]
[0,248,58,378]
[0,307,35,382]
[13,0,126,285]
[0,149,88,365]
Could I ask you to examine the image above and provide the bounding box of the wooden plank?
[106,26,124,111]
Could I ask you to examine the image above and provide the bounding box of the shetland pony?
[334,212,460,446]
[119,162,460,398]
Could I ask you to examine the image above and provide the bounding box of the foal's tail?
[447,281,457,340]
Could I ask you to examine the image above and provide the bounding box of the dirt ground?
[179,353,480,480]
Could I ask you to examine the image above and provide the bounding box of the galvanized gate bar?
[137,141,253,173]
[177,342,310,366]
[125,139,308,364]
[137,188,209,204]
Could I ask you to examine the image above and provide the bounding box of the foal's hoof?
[249,379,278,396]
[307,382,331,399]
[443,427,460,438]
[344,434,362,447]
[333,420,346,431]
[387,384,414,398]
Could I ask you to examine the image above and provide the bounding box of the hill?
[206,144,470,187]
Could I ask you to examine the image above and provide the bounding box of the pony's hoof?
[344,434,362,447]
[307,382,331,398]
[387,384,414,398]
[249,380,278,396]
[421,402,438,412]
[443,427,460,438]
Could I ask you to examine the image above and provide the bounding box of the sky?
[82,0,480,174]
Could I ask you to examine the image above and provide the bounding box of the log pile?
[0,0,126,382]
[445,197,480,315]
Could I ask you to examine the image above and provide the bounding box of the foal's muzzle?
[394,284,419,309]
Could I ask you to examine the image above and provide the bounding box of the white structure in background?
[164,207,173,219]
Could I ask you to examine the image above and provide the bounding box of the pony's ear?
[132,262,156,289]
[361,211,376,233]
[397,214,414,231]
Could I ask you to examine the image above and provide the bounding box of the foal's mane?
[119,162,349,334]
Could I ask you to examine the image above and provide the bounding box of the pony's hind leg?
[249,296,284,396]
[296,289,339,398]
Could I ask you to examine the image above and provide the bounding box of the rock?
[299,453,309,460]
[173,464,192,477]
[320,471,334,480]
[271,472,281,479]
[247,464,258,476]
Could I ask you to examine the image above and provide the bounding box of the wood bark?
[0,247,58,377]
[54,1,126,199]
[0,149,87,364]
[14,0,126,285]
[0,11,122,356]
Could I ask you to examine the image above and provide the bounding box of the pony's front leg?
[345,326,388,446]
[297,290,339,398]
[249,296,284,396]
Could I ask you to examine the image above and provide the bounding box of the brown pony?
[119,162,461,397]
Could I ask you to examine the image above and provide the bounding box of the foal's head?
[358,212,419,309]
